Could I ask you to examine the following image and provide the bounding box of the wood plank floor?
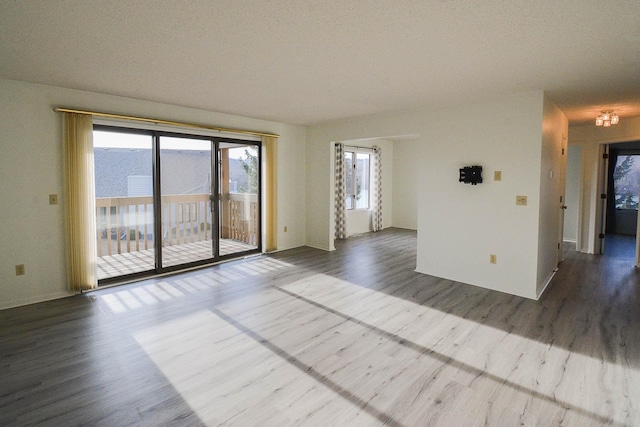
[1,228,638,426]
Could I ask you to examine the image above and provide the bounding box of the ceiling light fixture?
[595,110,619,127]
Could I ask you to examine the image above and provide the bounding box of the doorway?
[602,141,640,263]
[344,147,373,235]
[563,145,581,247]
[94,126,261,283]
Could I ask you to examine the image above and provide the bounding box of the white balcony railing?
[96,193,258,258]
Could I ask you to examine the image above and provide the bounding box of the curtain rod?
[54,108,279,138]
[337,142,377,151]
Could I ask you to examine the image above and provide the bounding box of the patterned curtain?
[334,143,347,239]
[372,146,383,232]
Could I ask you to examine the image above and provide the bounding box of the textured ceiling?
[1,0,639,126]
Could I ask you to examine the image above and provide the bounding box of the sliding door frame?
[94,125,262,285]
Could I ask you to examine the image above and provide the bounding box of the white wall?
[307,90,564,299]
[0,79,306,310]
[418,92,546,300]
[536,95,568,295]
[274,127,307,250]
[569,116,640,253]
[392,140,419,230]
[563,145,581,243]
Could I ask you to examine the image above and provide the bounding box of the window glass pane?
[345,152,354,209]
[614,155,639,210]
[227,145,259,194]
[159,136,214,268]
[219,142,260,256]
[356,153,370,209]
[93,130,155,279]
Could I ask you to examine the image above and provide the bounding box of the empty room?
[1,1,639,426]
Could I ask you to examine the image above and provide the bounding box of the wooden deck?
[97,239,257,280]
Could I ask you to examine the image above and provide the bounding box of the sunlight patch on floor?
[98,256,294,314]
[100,258,634,424]
[133,310,382,426]
[279,273,629,425]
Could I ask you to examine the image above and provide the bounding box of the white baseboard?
[536,268,557,300]
[305,243,333,252]
[0,291,73,311]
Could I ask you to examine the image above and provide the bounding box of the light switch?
[15,264,25,276]
[494,171,502,181]
[516,196,528,206]
[49,194,58,205]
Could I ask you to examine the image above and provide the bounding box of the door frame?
[596,142,640,266]
[557,134,568,264]
[94,125,263,284]
[599,141,640,267]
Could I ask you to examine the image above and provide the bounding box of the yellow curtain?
[263,136,278,252]
[63,113,98,292]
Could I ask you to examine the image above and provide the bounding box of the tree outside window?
[614,155,639,210]
[238,148,259,194]
[344,150,370,210]
[344,152,353,209]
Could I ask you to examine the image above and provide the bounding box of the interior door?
[597,144,610,254]
[557,134,568,264]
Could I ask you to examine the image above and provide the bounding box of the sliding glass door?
[93,127,261,283]
[159,135,216,268]
[219,142,260,257]
[94,129,156,279]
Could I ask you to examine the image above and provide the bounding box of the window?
[344,150,371,210]
[345,152,354,209]
[613,155,640,210]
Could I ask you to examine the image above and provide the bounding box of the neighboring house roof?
[95,149,249,197]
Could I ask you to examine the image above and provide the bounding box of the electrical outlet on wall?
[516,196,528,206]
[489,254,497,264]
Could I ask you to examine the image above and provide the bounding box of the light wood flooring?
[1,228,638,426]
